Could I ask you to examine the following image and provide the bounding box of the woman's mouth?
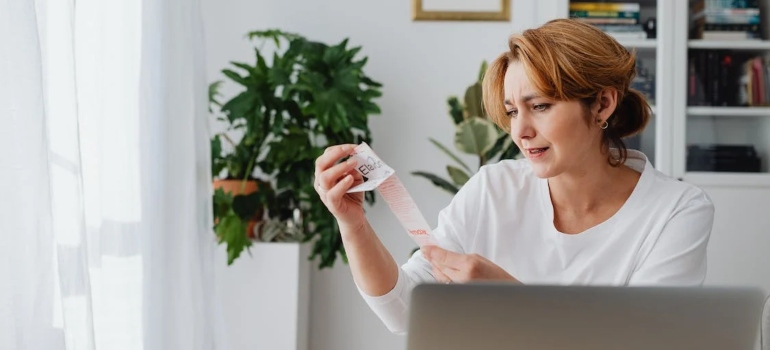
[526,147,549,159]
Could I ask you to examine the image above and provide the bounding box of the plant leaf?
[220,92,256,124]
[209,81,223,106]
[464,82,484,119]
[499,138,520,160]
[211,136,227,177]
[222,69,248,87]
[411,171,459,194]
[232,192,262,221]
[214,210,251,265]
[447,96,464,125]
[230,61,254,74]
[454,117,500,156]
[212,187,233,219]
[429,138,471,173]
[484,133,510,162]
[446,165,470,187]
[477,61,488,83]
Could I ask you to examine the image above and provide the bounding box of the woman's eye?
[506,110,518,118]
[534,104,549,111]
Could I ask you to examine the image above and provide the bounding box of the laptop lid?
[407,283,765,350]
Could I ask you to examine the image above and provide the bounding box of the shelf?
[688,40,770,50]
[617,39,657,49]
[687,107,770,117]
[684,172,770,187]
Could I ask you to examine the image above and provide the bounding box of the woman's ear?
[594,88,619,124]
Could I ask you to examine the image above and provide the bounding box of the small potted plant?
[210,29,382,267]
[412,62,520,194]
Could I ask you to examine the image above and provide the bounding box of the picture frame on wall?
[412,0,511,21]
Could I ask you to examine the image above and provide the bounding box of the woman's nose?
[511,113,534,141]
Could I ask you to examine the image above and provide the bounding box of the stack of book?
[569,2,648,40]
[741,55,770,106]
[688,51,770,106]
[631,58,656,105]
[690,0,762,40]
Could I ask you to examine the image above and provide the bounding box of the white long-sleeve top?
[358,150,715,334]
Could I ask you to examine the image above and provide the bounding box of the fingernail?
[347,158,357,165]
[342,145,351,152]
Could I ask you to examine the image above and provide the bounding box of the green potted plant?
[210,29,382,267]
[412,62,519,194]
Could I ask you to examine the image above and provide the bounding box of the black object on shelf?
[687,144,761,172]
[643,18,657,39]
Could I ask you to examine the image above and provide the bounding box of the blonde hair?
[482,18,651,166]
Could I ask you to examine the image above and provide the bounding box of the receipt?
[347,143,439,247]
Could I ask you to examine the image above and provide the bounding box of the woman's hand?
[314,144,366,229]
[421,246,520,284]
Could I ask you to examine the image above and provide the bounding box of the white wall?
[202,1,539,350]
[702,187,770,294]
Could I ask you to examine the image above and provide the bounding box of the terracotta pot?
[213,179,259,196]
[213,179,264,238]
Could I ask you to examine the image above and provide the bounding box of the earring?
[599,119,609,130]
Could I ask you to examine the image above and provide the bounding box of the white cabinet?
[540,0,770,185]
[215,242,310,350]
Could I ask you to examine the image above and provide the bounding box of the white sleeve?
[355,252,429,335]
[629,190,715,286]
[356,172,483,334]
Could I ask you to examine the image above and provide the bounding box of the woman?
[313,19,714,334]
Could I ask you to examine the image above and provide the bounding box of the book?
[689,0,763,39]
[569,10,640,19]
[594,24,645,32]
[570,2,640,12]
[702,15,761,24]
[688,50,754,106]
[575,17,638,25]
[703,23,760,32]
[606,31,648,40]
[702,31,761,40]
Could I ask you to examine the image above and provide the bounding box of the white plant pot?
[215,241,311,350]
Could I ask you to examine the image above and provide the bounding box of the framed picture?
[412,0,511,21]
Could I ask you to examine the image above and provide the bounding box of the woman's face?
[503,62,606,179]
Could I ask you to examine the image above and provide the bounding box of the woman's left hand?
[421,246,520,284]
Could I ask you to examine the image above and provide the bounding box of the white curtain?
[1,0,222,349]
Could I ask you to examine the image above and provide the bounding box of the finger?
[315,144,357,175]
[345,167,364,184]
[317,157,358,191]
[439,265,468,283]
[430,262,452,284]
[422,246,466,270]
[326,174,355,207]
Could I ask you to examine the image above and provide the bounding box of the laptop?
[407,283,765,350]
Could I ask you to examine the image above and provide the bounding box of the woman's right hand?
[314,144,366,229]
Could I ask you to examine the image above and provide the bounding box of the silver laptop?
[407,284,765,350]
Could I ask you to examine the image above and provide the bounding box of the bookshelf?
[563,0,669,171]
[618,38,657,49]
[548,0,770,186]
[683,172,770,187]
[688,40,770,50]
[688,106,770,117]
[676,0,770,185]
